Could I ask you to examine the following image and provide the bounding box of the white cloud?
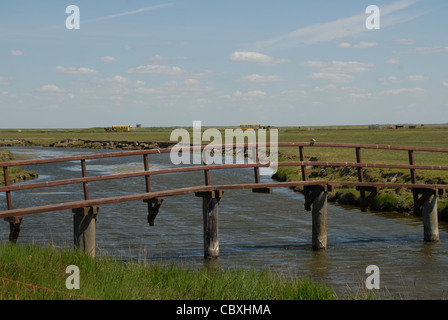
[149,54,165,62]
[338,41,378,49]
[0,77,10,86]
[38,85,64,92]
[233,90,267,97]
[379,76,401,84]
[350,92,375,99]
[184,79,200,85]
[246,90,267,97]
[350,87,426,99]
[353,41,378,49]
[395,38,417,45]
[10,50,24,56]
[104,75,128,82]
[407,75,428,81]
[382,87,426,95]
[55,66,98,75]
[412,46,448,54]
[135,87,156,94]
[307,73,355,83]
[443,82,448,87]
[128,64,184,76]
[240,74,282,82]
[397,46,448,54]
[195,98,213,104]
[280,90,307,97]
[301,61,372,73]
[338,42,352,48]
[101,56,117,62]
[230,51,289,65]
[149,54,188,62]
[386,58,400,64]
[380,75,428,84]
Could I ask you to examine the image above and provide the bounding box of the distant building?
[112,125,131,132]
[240,124,261,130]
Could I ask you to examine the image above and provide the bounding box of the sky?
[1,0,447,128]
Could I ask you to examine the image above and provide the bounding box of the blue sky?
[1,0,447,128]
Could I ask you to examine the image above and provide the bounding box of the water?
[1,146,448,299]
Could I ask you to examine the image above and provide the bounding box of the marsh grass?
[0,243,337,300]
[0,149,38,186]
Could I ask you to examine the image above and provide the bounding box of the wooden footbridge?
[1,142,448,258]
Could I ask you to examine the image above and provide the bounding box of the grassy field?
[0,243,337,300]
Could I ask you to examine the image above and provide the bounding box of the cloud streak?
[83,3,173,24]
[253,0,422,51]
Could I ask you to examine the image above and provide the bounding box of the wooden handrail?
[1,141,448,218]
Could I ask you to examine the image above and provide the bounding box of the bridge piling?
[195,190,223,259]
[305,186,328,250]
[5,216,22,243]
[312,188,327,250]
[72,206,99,257]
[144,197,163,226]
[420,190,439,242]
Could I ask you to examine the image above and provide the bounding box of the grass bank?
[0,149,38,186]
[0,243,337,300]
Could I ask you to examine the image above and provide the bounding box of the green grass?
[0,243,337,300]
[0,149,38,186]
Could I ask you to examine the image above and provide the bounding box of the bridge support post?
[143,197,163,226]
[72,206,99,257]
[312,187,327,250]
[4,216,22,243]
[305,185,328,250]
[420,190,439,242]
[195,190,223,259]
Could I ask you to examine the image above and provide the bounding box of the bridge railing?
[1,141,448,215]
[1,141,448,254]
